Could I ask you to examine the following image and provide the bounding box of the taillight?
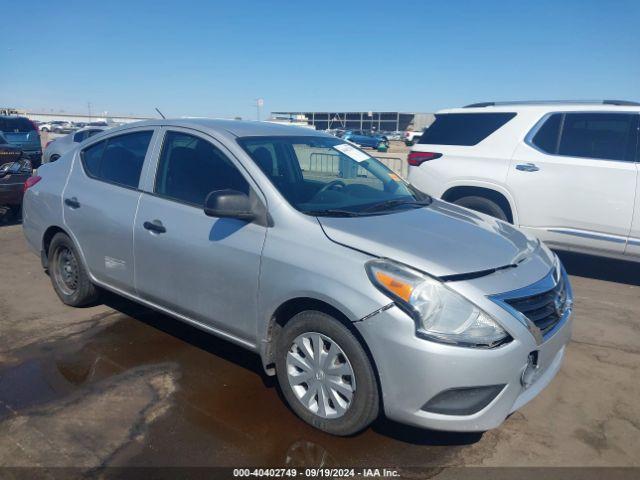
[45,140,54,148]
[407,151,442,166]
[24,175,42,193]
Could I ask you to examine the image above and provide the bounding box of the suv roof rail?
[463,100,640,108]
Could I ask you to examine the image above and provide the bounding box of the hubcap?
[286,332,355,419]
[54,246,79,295]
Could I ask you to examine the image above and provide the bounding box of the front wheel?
[276,311,379,436]
[49,233,100,307]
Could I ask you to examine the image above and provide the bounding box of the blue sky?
[1,0,638,119]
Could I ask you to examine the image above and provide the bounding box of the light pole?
[256,98,264,121]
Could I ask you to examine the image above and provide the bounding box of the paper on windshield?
[333,143,371,162]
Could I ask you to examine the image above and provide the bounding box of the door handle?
[64,197,80,209]
[516,163,540,172]
[143,220,166,234]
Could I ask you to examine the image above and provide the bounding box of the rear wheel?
[453,195,508,221]
[276,311,379,436]
[49,154,60,163]
[49,233,100,306]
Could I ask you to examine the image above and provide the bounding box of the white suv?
[408,101,640,262]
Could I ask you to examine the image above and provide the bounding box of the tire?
[48,233,100,307]
[41,128,49,132]
[276,311,379,436]
[49,154,60,163]
[453,195,508,221]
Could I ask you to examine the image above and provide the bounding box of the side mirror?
[204,189,254,221]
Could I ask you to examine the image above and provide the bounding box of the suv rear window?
[418,113,516,146]
[0,117,35,133]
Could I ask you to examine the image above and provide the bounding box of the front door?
[133,128,267,342]
[509,112,638,255]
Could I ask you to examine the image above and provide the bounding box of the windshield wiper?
[305,209,363,217]
[361,198,432,213]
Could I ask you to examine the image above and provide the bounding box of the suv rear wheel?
[49,233,100,307]
[453,195,508,221]
[275,311,379,436]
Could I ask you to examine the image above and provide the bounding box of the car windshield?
[238,135,429,216]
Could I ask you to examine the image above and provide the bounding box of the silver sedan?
[22,119,573,436]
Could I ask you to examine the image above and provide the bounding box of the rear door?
[133,128,267,341]
[509,112,638,254]
[63,127,159,291]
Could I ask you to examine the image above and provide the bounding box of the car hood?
[318,199,536,278]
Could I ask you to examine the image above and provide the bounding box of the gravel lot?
[0,200,639,475]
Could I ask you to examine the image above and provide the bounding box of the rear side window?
[81,131,153,188]
[418,113,516,146]
[73,131,87,143]
[0,117,35,133]
[74,129,103,143]
[558,113,637,161]
[531,114,562,153]
[155,131,249,207]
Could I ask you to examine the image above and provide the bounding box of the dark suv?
[0,116,42,168]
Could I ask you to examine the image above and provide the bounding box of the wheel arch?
[41,225,69,269]
[442,184,517,224]
[262,295,385,414]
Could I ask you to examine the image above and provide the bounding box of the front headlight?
[366,259,509,348]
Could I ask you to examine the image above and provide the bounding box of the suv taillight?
[407,151,442,166]
[24,176,42,193]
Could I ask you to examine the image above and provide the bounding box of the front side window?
[558,113,637,161]
[155,131,249,207]
[238,136,427,216]
[419,112,517,146]
[81,131,152,188]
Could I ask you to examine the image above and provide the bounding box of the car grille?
[504,274,568,336]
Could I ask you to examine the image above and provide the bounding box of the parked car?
[0,155,32,219]
[52,122,76,134]
[23,119,573,436]
[0,116,42,168]
[408,100,640,262]
[342,130,389,149]
[43,126,108,163]
[404,130,422,145]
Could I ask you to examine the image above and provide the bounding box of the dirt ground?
[0,210,639,477]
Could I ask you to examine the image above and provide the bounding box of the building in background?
[270,111,434,132]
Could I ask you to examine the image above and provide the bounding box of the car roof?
[102,118,328,138]
[439,101,640,114]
